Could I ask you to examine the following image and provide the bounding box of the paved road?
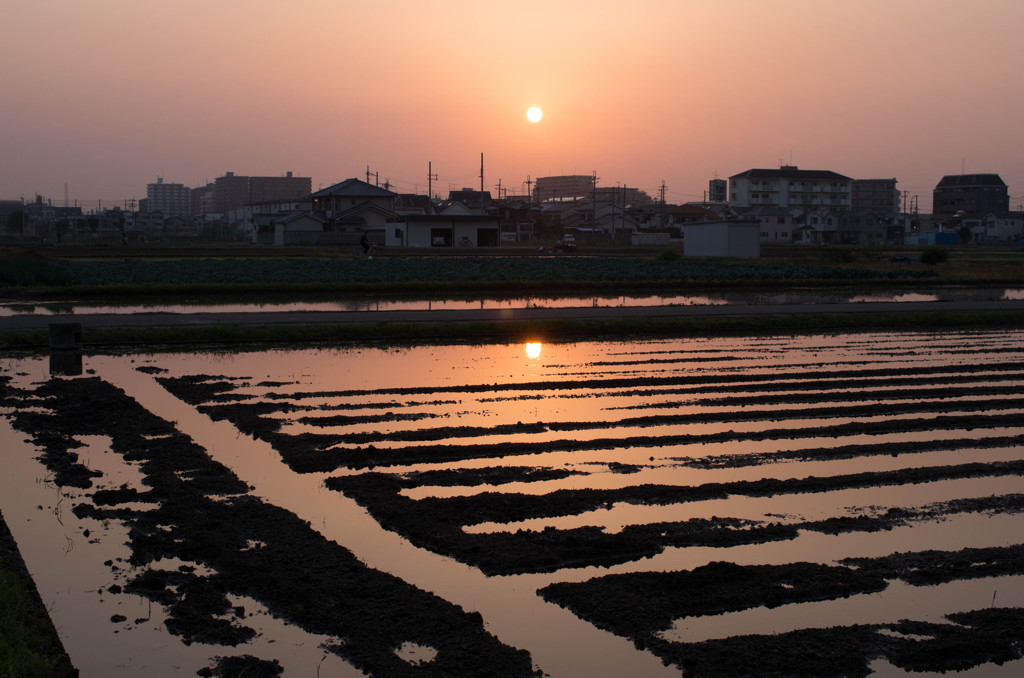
[4,299,1024,333]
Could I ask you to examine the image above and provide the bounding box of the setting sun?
[526,107,543,123]
[525,342,542,359]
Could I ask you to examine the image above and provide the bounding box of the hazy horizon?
[4,0,1023,212]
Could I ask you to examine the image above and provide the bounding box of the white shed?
[682,219,760,258]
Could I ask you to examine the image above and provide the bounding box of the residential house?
[311,178,397,215]
[668,204,720,227]
[232,199,312,241]
[737,205,794,243]
[311,178,399,245]
[447,188,492,213]
[270,212,329,245]
[961,212,1024,243]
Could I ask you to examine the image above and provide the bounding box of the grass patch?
[0,568,58,678]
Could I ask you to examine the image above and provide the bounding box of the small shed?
[682,219,760,258]
[404,214,501,248]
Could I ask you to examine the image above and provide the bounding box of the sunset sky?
[3,0,1023,211]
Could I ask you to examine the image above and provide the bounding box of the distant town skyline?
[4,1,1024,212]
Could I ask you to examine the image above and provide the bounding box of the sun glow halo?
[526,107,543,123]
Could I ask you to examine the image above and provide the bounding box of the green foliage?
[834,249,857,263]
[920,247,949,265]
[0,569,57,678]
[656,248,682,262]
[27,257,937,289]
[3,210,26,235]
[0,261,76,286]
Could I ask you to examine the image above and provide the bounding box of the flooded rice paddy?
[2,329,1024,677]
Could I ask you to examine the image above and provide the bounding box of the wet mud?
[539,549,1024,677]
[0,376,540,677]
[326,469,1024,576]
[4,331,1024,677]
[648,608,1024,678]
[156,361,1024,472]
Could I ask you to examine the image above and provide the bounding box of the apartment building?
[214,171,311,215]
[932,174,1009,216]
[729,166,852,211]
[534,175,596,202]
[852,178,899,215]
[146,178,191,218]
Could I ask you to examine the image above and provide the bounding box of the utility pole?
[525,175,533,243]
[660,180,667,230]
[479,152,484,215]
[619,183,624,234]
[427,162,438,200]
[366,166,371,183]
[592,171,598,240]
[375,171,379,187]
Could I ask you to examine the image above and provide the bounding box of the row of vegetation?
[0,256,939,289]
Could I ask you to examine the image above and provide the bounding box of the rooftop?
[730,166,853,182]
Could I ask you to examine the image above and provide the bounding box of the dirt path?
[4,299,1024,333]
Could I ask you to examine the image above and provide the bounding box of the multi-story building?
[594,186,652,206]
[708,178,727,203]
[852,179,899,215]
[932,174,1009,216]
[213,171,311,215]
[729,166,852,211]
[191,183,216,216]
[534,175,595,202]
[147,178,191,218]
[249,172,311,204]
[214,172,251,215]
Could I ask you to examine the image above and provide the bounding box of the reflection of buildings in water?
[525,342,542,360]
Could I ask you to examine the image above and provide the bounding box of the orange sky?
[3,0,1023,211]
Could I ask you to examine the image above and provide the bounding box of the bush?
[920,247,948,265]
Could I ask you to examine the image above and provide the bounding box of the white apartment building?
[729,166,852,211]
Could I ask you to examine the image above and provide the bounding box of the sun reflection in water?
[524,342,542,360]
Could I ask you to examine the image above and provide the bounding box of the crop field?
[2,328,1024,677]
[1,256,939,288]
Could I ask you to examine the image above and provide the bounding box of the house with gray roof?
[310,178,399,245]
[311,178,398,215]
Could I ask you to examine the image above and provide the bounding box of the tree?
[920,247,948,265]
[4,209,26,235]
